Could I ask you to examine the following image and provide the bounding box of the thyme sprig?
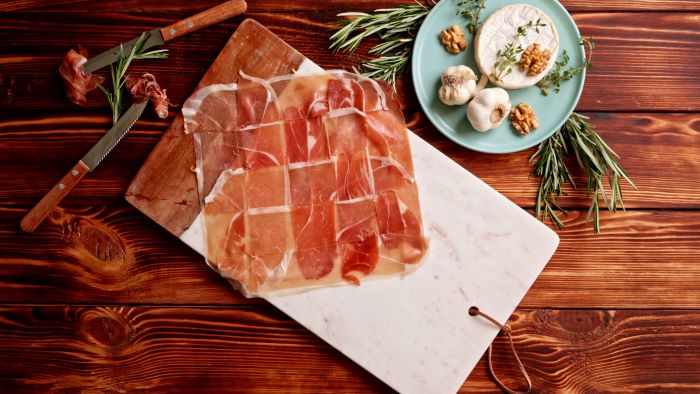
[456,0,486,34]
[97,32,168,124]
[492,41,524,82]
[491,19,544,82]
[329,2,433,86]
[517,18,546,36]
[530,113,636,233]
[537,37,594,96]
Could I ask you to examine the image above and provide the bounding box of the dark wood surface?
[1,1,698,392]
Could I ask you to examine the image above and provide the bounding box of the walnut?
[440,24,467,54]
[510,102,540,135]
[519,43,551,76]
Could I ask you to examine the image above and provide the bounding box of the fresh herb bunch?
[537,37,594,96]
[97,32,168,124]
[530,113,636,233]
[517,18,546,36]
[329,2,433,86]
[492,42,524,82]
[456,0,486,34]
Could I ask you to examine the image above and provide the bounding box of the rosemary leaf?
[329,2,432,86]
[530,113,636,233]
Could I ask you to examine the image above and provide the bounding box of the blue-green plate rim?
[411,1,586,154]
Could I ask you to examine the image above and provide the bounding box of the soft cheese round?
[475,4,559,89]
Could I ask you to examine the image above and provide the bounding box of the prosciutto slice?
[59,47,105,106]
[183,70,427,297]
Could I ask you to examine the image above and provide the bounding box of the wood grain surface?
[0,306,698,393]
[1,0,699,392]
[1,12,699,112]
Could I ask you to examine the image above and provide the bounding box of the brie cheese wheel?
[475,4,559,89]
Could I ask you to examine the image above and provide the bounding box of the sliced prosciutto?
[183,70,428,297]
[59,47,105,106]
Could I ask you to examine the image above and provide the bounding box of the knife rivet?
[187,22,194,28]
[170,28,176,35]
[71,170,79,176]
[59,183,66,190]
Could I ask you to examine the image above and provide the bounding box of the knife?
[20,100,149,233]
[82,0,248,74]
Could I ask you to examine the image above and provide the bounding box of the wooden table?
[1,1,699,392]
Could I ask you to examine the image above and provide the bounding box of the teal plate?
[412,0,585,154]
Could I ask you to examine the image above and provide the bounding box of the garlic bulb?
[438,65,478,106]
[467,88,512,132]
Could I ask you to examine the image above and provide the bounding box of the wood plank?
[1,205,699,309]
[3,112,698,209]
[0,12,698,112]
[2,0,699,12]
[0,305,698,392]
[462,309,700,392]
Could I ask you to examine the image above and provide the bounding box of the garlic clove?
[438,65,478,106]
[466,87,512,132]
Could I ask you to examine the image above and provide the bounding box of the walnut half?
[510,102,540,135]
[440,24,467,54]
[520,43,551,76]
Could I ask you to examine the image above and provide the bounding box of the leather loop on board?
[469,306,532,394]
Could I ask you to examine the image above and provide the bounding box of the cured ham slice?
[59,47,105,106]
[183,70,428,297]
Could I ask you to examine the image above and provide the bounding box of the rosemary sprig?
[537,37,594,96]
[97,32,168,124]
[456,0,486,34]
[530,113,636,233]
[329,2,433,85]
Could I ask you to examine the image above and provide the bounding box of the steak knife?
[82,0,247,74]
[20,101,148,233]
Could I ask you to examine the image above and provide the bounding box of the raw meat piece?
[327,79,354,110]
[375,184,426,264]
[296,246,337,280]
[203,171,247,283]
[283,107,308,163]
[246,210,293,292]
[245,166,286,208]
[326,111,368,156]
[340,235,379,285]
[126,72,171,119]
[183,70,428,297]
[335,152,372,201]
[59,46,105,106]
[336,198,378,243]
[239,123,286,169]
[307,116,330,161]
[308,161,336,203]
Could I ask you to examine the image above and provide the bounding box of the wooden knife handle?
[160,0,247,42]
[20,161,89,233]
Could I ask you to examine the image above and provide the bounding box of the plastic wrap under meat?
[182,70,428,297]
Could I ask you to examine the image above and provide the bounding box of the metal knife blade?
[81,100,149,170]
[82,28,164,75]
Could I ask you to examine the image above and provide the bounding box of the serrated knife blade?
[81,100,148,170]
[20,100,148,233]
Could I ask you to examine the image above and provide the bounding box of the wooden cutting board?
[127,19,559,393]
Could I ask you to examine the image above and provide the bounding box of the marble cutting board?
[127,20,559,394]
[179,62,559,394]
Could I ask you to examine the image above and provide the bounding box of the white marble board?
[179,59,559,393]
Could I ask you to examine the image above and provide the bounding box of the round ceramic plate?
[412,0,586,154]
